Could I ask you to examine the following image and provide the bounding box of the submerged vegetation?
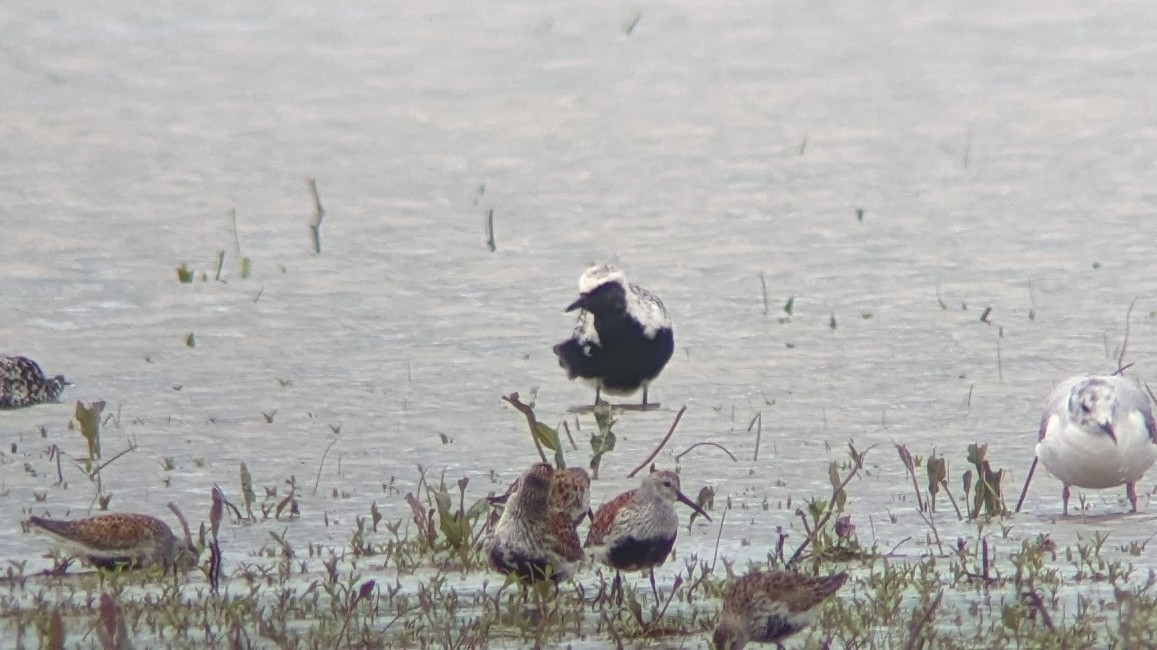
[6,396,1157,649]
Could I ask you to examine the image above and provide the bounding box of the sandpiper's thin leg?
[642,386,649,406]
[1062,485,1071,516]
[594,387,602,406]
[612,570,623,606]
[1127,481,1139,512]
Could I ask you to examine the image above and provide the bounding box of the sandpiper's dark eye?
[1081,403,1091,413]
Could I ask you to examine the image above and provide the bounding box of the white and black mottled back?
[0,355,68,409]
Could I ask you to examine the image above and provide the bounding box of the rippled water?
[3,0,1157,642]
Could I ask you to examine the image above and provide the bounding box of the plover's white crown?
[577,264,672,339]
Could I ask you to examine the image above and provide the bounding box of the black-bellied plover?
[553,264,674,407]
[0,355,69,409]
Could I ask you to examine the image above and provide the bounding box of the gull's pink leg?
[1062,485,1071,516]
[1127,482,1139,513]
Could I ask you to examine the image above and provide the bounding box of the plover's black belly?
[554,317,674,394]
[606,534,675,571]
[489,546,563,583]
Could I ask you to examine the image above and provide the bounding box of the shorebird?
[1021,374,1157,515]
[584,468,711,600]
[712,569,848,650]
[488,463,583,584]
[26,512,197,573]
[0,355,69,409]
[553,264,674,407]
[550,467,594,527]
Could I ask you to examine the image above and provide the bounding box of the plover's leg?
[1062,485,1071,516]
[1127,481,1139,512]
[612,570,623,606]
[642,386,649,406]
[648,568,659,606]
[594,387,602,406]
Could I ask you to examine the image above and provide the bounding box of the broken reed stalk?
[313,435,342,497]
[1116,297,1137,374]
[1013,456,1039,513]
[628,405,688,477]
[674,441,737,463]
[229,207,241,255]
[749,411,762,461]
[167,502,194,548]
[308,178,326,254]
[501,393,549,464]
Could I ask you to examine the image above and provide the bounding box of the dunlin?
[27,512,196,572]
[584,468,710,599]
[550,466,593,527]
[712,569,848,649]
[0,355,69,409]
[1028,374,1157,514]
[553,265,674,406]
[488,463,583,583]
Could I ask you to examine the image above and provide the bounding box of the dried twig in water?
[501,393,549,464]
[308,178,326,254]
[749,411,762,461]
[628,405,687,477]
[1116,297,1137,374]
[561,419,577,450]
[674,441,737,463]
[312,434,342,497]
[167,502,193,547]
[1014,456,1039,513]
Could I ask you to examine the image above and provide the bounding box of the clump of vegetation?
[9,394,1157,648]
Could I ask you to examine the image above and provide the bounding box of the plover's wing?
[583,489,637,547]
[625,283,672,339]
[571,309,600,347]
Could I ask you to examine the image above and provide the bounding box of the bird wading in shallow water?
[1027,374,1157,515]
[553,265,674,408]
[0,355,69,409]
[26,512,197,574]
[712,569,848,650]
[584,468,710,602]
[488,463,583,584]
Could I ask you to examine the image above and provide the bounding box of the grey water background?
[2,0,1157,636]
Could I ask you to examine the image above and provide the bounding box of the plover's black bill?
[565,296,588,312]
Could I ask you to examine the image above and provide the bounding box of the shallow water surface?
[3,0,1157,645]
